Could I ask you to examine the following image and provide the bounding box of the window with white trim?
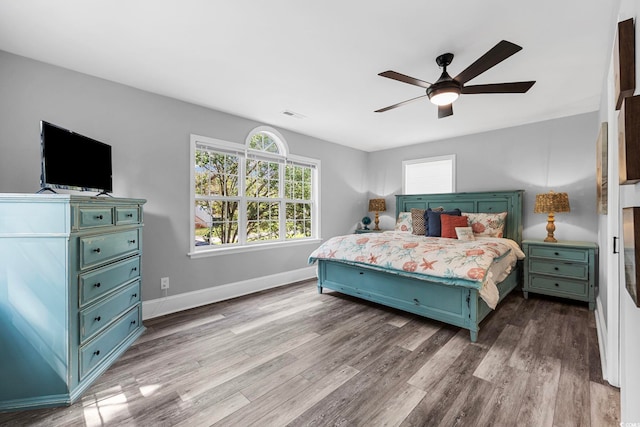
[191,127,319,254]
[402,155,456,194]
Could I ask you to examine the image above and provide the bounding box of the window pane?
[248,133,280,154]
[404,158,453,194]
[286,202,311,239]
[246,159,280,198]
[194,200,239,246]
[195,150,239,197]
[285,164,312,201]
[247,201,279,242]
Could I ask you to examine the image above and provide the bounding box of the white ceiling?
[0,1,617,152]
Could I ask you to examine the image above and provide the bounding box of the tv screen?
[40,121,113,194]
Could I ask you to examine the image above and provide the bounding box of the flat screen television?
[40,121,113,195]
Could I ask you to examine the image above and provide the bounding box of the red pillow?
[440,214,469,239]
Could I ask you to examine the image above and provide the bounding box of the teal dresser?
[0,194,146,411]
[522,240,598,310]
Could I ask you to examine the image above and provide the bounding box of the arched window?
[190,126,319,255]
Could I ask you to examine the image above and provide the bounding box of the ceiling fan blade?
[378,70,432,88]
[454,40,523,85]
[438,104,453,119]
[461,81,536,94]
[375,94,429,113]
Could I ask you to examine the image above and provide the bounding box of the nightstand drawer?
[528,246,588,262]
[80,280,141,342]
[529,275,588,299]
[80,229,140,269]
[529,259,588,280]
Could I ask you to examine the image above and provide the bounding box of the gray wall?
[367,112,599,243]
[0,50,368,300]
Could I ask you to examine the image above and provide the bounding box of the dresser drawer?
[79,256,140,306]
[79,305,141,380]
[528,246,588,262]
[529,259,588,280]
[529,275,588,299]
[116,207,140,225]
[80,229,140,269]
[78,207,114,229]
[80,281,141,342]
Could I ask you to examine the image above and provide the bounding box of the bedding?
[309,231,524,309]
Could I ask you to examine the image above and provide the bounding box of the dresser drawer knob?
[95,316,101,322]
[555,283,559,287]
[126,213,133,218]
[413,298,419,305]
[95,215,103,220]
[94,350,100,356]
[93,248,101,253]
[132,293,138,298]
[132,267,138,272]
[554,267,559,271]
[554,252,559,256]
[128,239,136,244]
[94,282,101,288]
[131,320,137,326]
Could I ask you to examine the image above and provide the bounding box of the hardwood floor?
[0,280,620,426]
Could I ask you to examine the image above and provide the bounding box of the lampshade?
[534,191,571,214]
[368,198,386,212]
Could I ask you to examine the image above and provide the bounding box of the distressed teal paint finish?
[0,194,146,411]
[522,240,598,310]
[317,190,524,342]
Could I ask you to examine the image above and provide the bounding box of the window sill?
[188,238,323,259]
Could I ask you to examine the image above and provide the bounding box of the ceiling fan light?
[429,90,459,106]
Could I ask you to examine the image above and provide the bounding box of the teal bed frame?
[316,190,524,342]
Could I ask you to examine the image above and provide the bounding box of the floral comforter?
[309,231,525,308]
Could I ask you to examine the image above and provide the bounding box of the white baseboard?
[595,296,609,382]
[142,266,317,320]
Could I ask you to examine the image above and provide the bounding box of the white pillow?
[394,212,413,233]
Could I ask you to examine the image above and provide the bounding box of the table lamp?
[368,198,386,231]
[534,190,570,243]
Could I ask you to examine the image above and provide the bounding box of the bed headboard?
[395,190,524,244]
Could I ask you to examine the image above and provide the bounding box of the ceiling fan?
[375,40,536,118]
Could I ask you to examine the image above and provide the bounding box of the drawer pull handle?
[413,298,419,305]
[128,239,136,244]
[555,283,559,287]
[132,267,138,272]
[132,293,138,298]
[94,282,101,288]
[131,320,137,326]
[359,272,364,275]
[554,267,559,271]
[554,252,559,256]
[96,215,103,220]
[126,213,133,218]
[94,350,101,356]
[95,316,101,322]
[93,248,101,253]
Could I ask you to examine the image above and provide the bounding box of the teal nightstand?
[522,240,598,310]
[355,229,386,234]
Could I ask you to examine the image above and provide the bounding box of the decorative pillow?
[411,209,426,235]
[425,208,462,237]
[455,226,476,241]
[394,212,413,233]
[441,215,469,238]
[463,212,508,237]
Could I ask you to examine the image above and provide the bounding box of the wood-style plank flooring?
[0,280,620,426]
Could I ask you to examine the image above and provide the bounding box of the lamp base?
[374,211,381,230]
[544,213,557,243]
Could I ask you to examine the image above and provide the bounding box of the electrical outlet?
[160,277,170,290]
